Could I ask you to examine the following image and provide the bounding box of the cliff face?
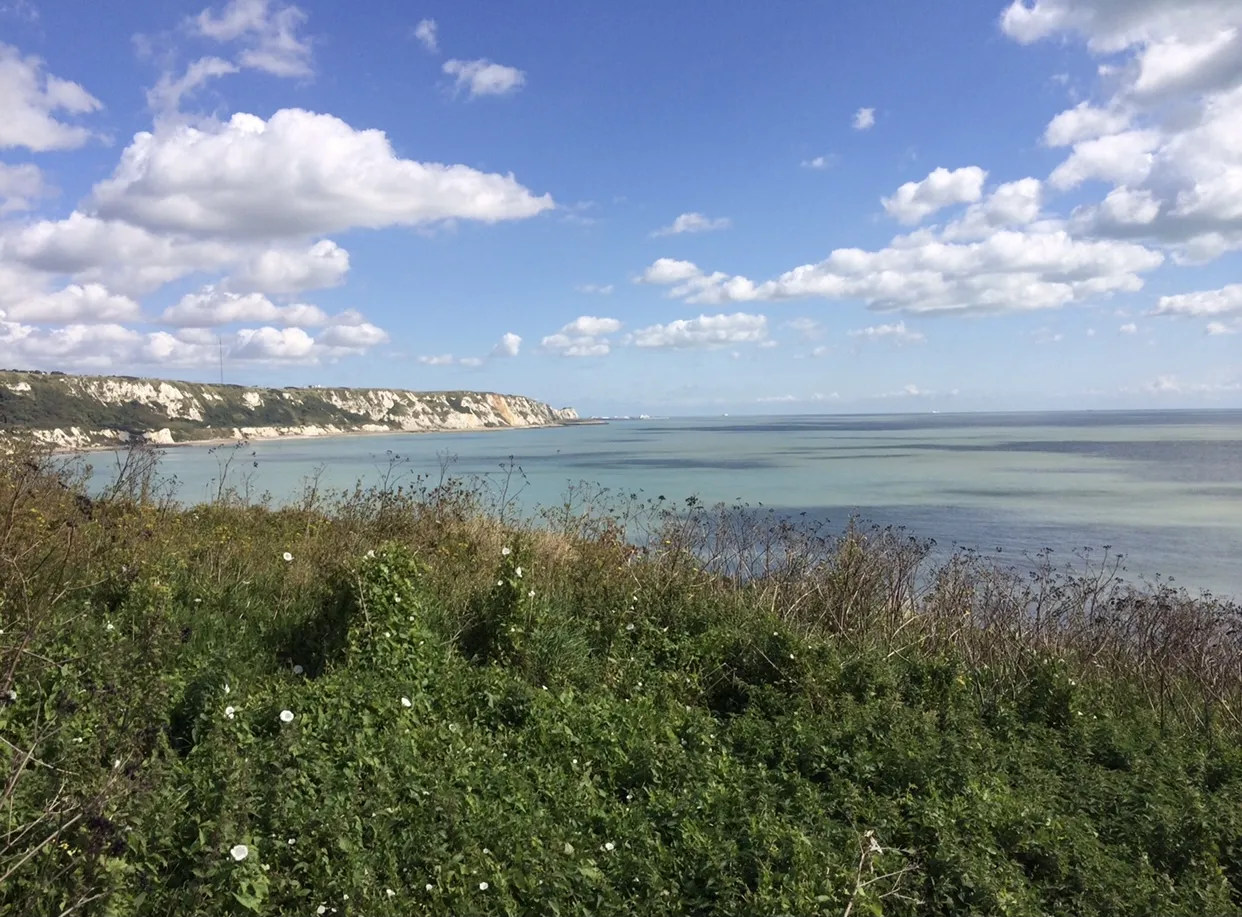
[0,371,579,449]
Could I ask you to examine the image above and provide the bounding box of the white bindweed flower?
[292,664,304,675]
[479,882,489,891]
[386,888,395,898]
[501,547,511,556]
[279,709,294,724]
[401,697,412,708]
[317,906,327,915]
[223,683,230,695]
[225,706,236,719]
[425,884,434,892]
[229,844,249,861]
[514,567,523,578]
[105,621,115,632]
[528,589,535,598]
[282,552,293,562]
[626,623,635,632]
[604,841,615,852]
[288,838,295,845]
[366,549,375,558]
[113,758,122,769]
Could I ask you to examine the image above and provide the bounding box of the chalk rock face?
[0,370,577,449]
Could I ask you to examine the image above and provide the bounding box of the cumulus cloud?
[193,0,313,78]
[90,109,553,238]
[414,19,438,53]
[651,212,732,236]
[629,313,768,350]
[801,155,837,170]
[1151,283,1242,317]
[227,239,349,294]
[160,285,331,327]
[0,43,102,151]
[882,167,988,224]
[492,332,521,357]
[6,284,141,323]
[640,227,1162,316]
[146,56,239,113]
[1119,322,1138,334]
[940,178,1044,240]
[1010,0,1242,258]
[1206,320,1240,335]
[541,316,622,357]
[847,321,925,344]
[853,107,876,130]
[783,317,823,339]
[0,161,45,213]
[443,59,525,97]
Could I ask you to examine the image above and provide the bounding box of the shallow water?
[87,410,1242,599]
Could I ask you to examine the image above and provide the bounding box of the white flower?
[501,547,511,556]
[626,623,635,632]
[386,888,395,898]
[105,621,115,632]
[366,549,375,558]
[604,841,615,852]
[225,706,236,719]
[479,882,489,891]
[223,683,230,695]
[425,884,434,892]
[229,844,249,861]
[113,758,122,769]
[317,907,327,915]
[287,838,296,845]
[401,697,412,708]
[282,552,293,562]
[514,567,523,578]
[292,664,304,675]
[279,709,294,723]
[497,580,504,586]
[528,589,536,598]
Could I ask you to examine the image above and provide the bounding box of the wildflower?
[279,709,294,724]
[282,552,293,562]
[366,549,375,558]
[572,758,578,765]
[626,623,635,632]
[425,884,434,892]
[501,546,511,556]
[604,842,615,852]
[230,844,249,862]
[223,683,230,695]
[479,882,489,891]
[317,907,327,915]
[497,580,504,586]
[292,664,304,675]
[113,758,122,769]
[225,706,236,719]
[401,697,412,708]
[514,566,523,578]
[483,848,491,855]
[287,838,296,845]
[386,889,395,898]
[528,589,535,598]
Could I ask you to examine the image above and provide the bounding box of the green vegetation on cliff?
[2,445,1241,916]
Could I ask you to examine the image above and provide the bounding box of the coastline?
[52,418,608,454]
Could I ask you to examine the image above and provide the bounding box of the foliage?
[1,444,1241,915]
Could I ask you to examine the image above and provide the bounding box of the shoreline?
[51,418,608,455]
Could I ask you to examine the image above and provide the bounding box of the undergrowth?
[2,443,1241,916]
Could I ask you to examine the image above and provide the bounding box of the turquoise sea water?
[90,410,1242,599]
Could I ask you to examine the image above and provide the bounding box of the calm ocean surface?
[90,410,1242,599]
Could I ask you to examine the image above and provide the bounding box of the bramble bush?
[2,444,1242,915]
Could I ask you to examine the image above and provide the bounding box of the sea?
[85,410,1242,600]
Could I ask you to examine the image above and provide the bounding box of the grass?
[2,442,1242,916]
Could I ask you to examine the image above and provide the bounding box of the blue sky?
[1,0,1240,415]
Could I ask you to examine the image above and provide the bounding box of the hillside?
[0,370,579,449]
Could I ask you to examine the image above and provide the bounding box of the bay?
[88,409,1242,599]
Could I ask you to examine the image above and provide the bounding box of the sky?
[0,0,1240,416]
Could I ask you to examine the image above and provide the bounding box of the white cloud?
[160,285,332,327]
[1013,1,1242,258]
[541,315,621,357]
[316,321,386,352]
[0,161,45,213]
[6,284,141,323]
[90,109,554,238]
[1119,322,1138,334]
[853,107,876,131]
[442,59,525,97]
[940,178,1044,240]
[1043,102,1132,146]
[1135,373,1240,396]
[146,56,239,113]
[847,320,926,344]
[193,0,313,78]
[418,353,455,366]
[0,43,102,151]
[783,317,823,339]
[1152,283,1242,317]
[227,240,349,294]
[231,325,316,360]
[576,283,614,295]
[638,258,701,285]
[882,167,988,224]
[801,155,837,170]
[651,212,732,237]
[1,212,240,294]
[492,332,521,357]
[414,19,438,53]
[640,228,1162,316]
[629,313,768,350]
[1206,320,1240,335]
